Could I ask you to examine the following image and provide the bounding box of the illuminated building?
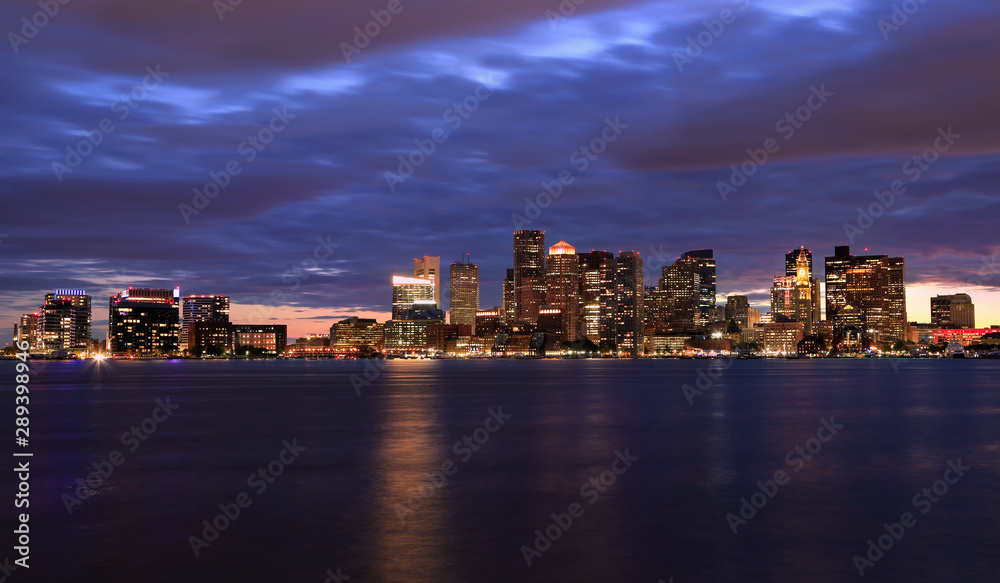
[615,251,644,357]
[426,323,472,354]
[513,229,546,323]
[331,317,384,351]
[725,295,750,327]
[578,250,616,344]
[181,295,230,350]
[190,321,234,353]
[233,324,287,354]
[384,301,445,353]
[932,328,996,346]
[544,241,580,341]
[502,269,515,324]
[763,321,805,355]
[537,307,564,340]
[449,260,479,331]
[644,286,671,328]
[660,255,701,329]
[475,308,503,338]
[747,307,761,327]
[392,275,434,319]
[16,312,41,351]
[825,245,906,341]
[682,249,716,321]
[931,294,975,328]
[43,289,92,351]
[413,256,442,306]
[108,287,181,356]
[786,247,813,279]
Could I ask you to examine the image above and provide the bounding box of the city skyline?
[2,1,999,343]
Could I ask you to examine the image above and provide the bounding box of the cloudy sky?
[2,0,999,342]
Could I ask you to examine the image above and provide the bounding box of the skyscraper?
[661,255,701,329]
[513,230,546,323]
[770,276,798,322]
[413,256,442,306]
[545,241,580,341]
[615,251,644,357]
[108,287,181,355]
[392,276,434,319]
[449,260,479,330]
[181,295,230,350]
[824,245,853,322]
[825,245,906,340]
[725,295,750,327]
[40,289,92,351]
[577,250,616,345]
[502,268,515,324]
[682,249,716,321]
[931,293,975,328]
[786,247,813,279]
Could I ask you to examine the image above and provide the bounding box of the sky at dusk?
[2,0,999,342]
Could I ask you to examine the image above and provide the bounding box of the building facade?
[615,251,644,357]
[108,287,181,355]
[513,230,546,323]
[449,261,479,330]
[544,241,580,341]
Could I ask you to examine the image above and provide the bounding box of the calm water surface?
[3,359,999,582]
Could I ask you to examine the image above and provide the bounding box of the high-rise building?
[770,276,798,321]
[413,256,442,306]
[931,293,975,329]
[384,301,445,354]
[545,241,580,341]
[181,295,230,350]
[786,247,813,279]
[793,248,820,334]
[475,308,503,338]
[661,255,701,329]
[513,230,546,323]
[108,287,181,355]
[615,251,644,357]
[725,295,750,328]
[682,249,716,321]
[502,269,516,324]
[33,290,92,352]
[825,246,906,340]
[392,275,434,319]
[16,312,41,351]
[331,317,384,351]
[577,251,616,344]
[449,260,479,330]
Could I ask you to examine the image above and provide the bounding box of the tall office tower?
[577,251,617,344]
[615,251,644,357]
[644,286,671,327]
[824,245,854,323]
[17,312,41,351]
[840,249,906,341]
[845,261,890,341]
[747,307,761,327]
[725,295,750,327]
[392,276,434,319]
[931,293,975,328]
[449,260,479,330]
[502,268,516,324]
[682,249,716,321]
[413,256,442,306]
[786,247,814,278]
[770,276,799,322]
[181,295,230,350]
[39,289,92,350]
[513,230,546,323]
[793,248,819,334]
[108,287,181,355]
[545,241,580,341]
[661,255,701,328]
[883,256,907,340]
